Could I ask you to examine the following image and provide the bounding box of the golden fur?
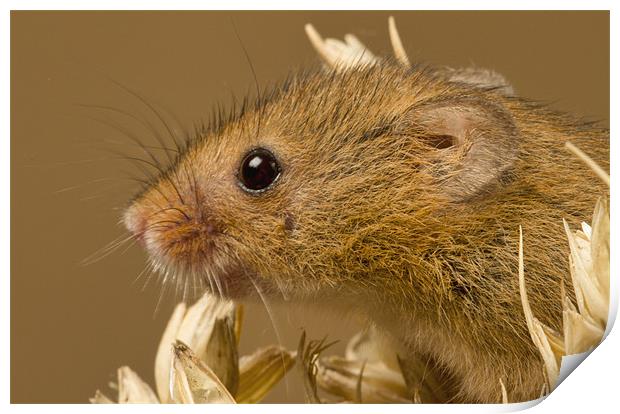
[124,62,609,402]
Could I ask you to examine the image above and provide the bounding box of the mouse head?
[123,62,520,303]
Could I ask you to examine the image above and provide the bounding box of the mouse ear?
[408,98,520,202]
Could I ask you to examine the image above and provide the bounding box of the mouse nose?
[123,206,147,247]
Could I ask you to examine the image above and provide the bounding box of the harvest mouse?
[122,18,609,402]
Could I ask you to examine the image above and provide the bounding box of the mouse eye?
[238,148,282,193]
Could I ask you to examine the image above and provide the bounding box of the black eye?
[238,148,282,193]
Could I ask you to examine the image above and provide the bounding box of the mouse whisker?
[146,219,182,228]
[102,79,195,221]
[204,267,215,299]
[158,102,193,153]
[130,262,152,290]
[104,149,163,192]
[117,234,141,256]
[143,206,191,222]
[81,231,136,266]
[81,110,169,177]
[107,78,185,158]
[172,267,182,305]
[182,160,202,220]
[53,177,118,195]
[212,267,225,299]
[78,103,180,159]
[231,19,263,143]
[137,260,158,293]
[189,269,197,301]
[152,266,170,318]
[249,277,291,398]
[164,173,187,207]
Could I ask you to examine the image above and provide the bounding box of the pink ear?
[412,98,520,201]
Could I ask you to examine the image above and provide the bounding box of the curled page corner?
[557,350,594,386]
[604,273,618,338]
[554,270,617,393]
[553,273,617,392]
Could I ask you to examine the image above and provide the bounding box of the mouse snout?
[123,193,221,265]
[123,206,148,248]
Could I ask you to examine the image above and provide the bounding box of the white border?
[1,1,616,10]
[4,1,617,413]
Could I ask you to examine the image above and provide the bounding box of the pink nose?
[123,207,147,247]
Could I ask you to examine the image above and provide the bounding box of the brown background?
[11,11,609,403]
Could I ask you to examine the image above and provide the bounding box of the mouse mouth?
[143,240,260,300]
[124,204,260,300]
[142,227,258,300]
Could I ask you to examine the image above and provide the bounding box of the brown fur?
[124,62,609,403]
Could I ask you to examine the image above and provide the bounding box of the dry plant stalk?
[91,294,295,404]
[518,143,610,396]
